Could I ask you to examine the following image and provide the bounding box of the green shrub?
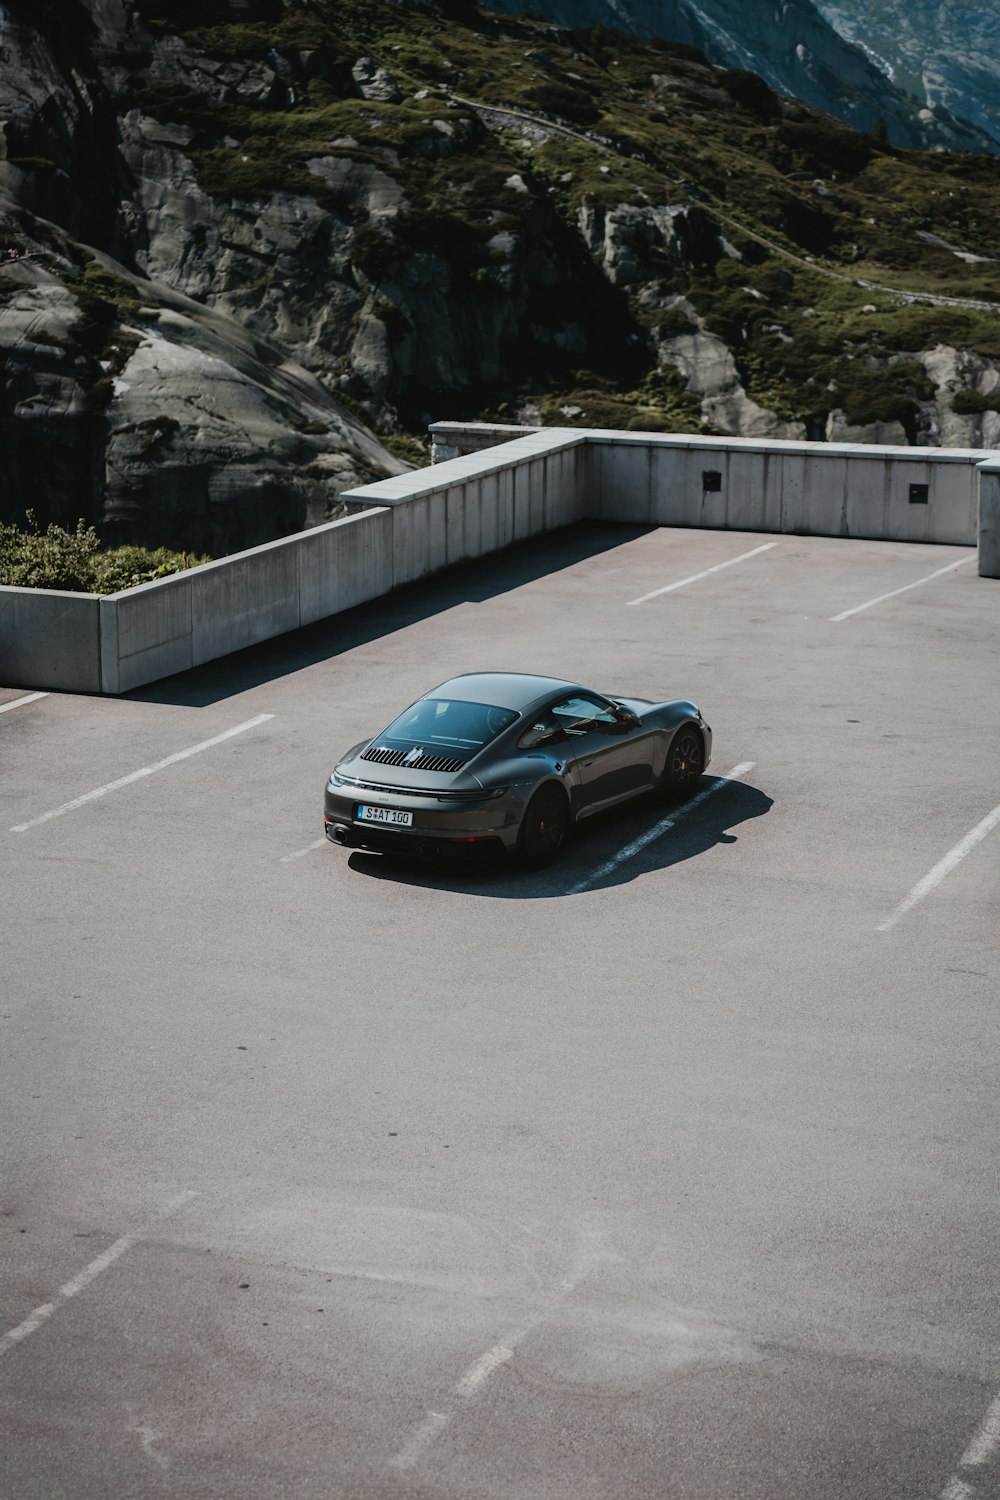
[351,220,399,280]
[535,373,700,432]
[656,307,699,339]
[721,71,779,117]
[191,15,349,64]
[522,81,600,127]
[90,545,213,593]
[193,145,309,202]
[834,359,934,429]
[136,80,224,136]
[951,388,1000,415]
[776,121,872,177]
[188,23,275,61]
[0,514,100,591]
[0,513,211,592]
[379,431,428,467]
[60,260,142,421]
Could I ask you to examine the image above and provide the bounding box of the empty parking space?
[3,524,999,1500]
[830,553,976,621]
[9,713,275,833]
[626,540,780,604]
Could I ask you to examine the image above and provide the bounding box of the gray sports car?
[324,672,712,868]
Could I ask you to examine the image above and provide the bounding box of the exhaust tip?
[419,841,441,858]
[330,823,350,845]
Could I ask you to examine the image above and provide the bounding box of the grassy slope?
[126,1,1000,434]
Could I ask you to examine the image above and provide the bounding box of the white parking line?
[10,714,275,833]
[391,1326,531,1471]
[878,798,1000,932]
[0,1191,196,1359]
[829,555,973,621]
[958,1392,1000,1468]
[0,691,49,715]
[390,1242,601,1473]
[568,761,756,895]
[627,543,778,605]
[939,1389,1000,1500]
[279,836,327,864]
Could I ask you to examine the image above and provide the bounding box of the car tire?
[661,726,704,802]
[517,784,570,869]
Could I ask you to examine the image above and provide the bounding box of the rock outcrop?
[0,211,406,550]
[918,345,1000,450]
[0,1,408,547]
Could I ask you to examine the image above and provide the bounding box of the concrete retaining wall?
[340,428,587,587]
[428,420,534,464]
[1,427,995,696]
[102,507,394,694]
[978,464,1000,578]
[0,586,102,693]
[584,433,982,545]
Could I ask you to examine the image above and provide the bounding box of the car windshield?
[378,698,517,752]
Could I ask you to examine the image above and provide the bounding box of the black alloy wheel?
[517,784,570,869]
[663,727,704,802]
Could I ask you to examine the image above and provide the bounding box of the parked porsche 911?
[324,672,712,868]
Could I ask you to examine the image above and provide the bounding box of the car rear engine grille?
[335,774,486,800]
[362,746,468,773]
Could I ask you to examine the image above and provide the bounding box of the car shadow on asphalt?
[345,777,773,898]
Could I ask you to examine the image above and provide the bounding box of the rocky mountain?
[479,0,997,153]
[0,0,410,553]
[814,0,1000,152]
[2,0,1000,553]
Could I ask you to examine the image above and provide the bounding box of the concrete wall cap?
[581,430,990,462]
[343,428,584,506]
[0,584,103,601]
[428,421,534,436]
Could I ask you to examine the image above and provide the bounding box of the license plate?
[357,805,413,826]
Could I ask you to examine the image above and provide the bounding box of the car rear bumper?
[324,816,507,860]
[323,782,520,857]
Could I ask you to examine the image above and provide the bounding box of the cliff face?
[478,0,997,153]
[0,0,409,551]
[1,0,999,553]
[816,0,1000,153]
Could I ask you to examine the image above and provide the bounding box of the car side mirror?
[612,707,640,729]
[599,716,631,735]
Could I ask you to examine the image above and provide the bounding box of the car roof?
[426,672,582,713]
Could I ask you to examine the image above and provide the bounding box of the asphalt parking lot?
[2,523,998,1500]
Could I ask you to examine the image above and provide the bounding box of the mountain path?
[454,94,1000,316]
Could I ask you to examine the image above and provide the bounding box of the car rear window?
[378,698,517,752]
